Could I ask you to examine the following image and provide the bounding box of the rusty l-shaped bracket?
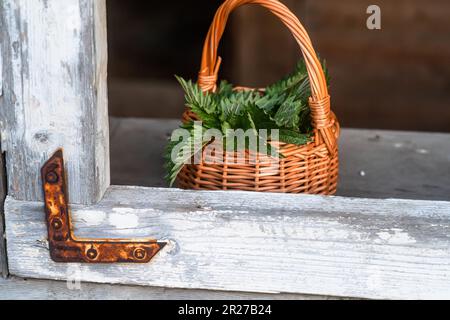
[42,149,165,263]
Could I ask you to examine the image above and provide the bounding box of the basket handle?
[198,0,337,155]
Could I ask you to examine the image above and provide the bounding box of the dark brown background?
[107,0,450,132]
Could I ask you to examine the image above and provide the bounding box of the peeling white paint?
[0,46,3,96]
[108,213,139,229]
[376,229,416,245]
[112,207,157,214]
[75,210,107,226]
[0,120,7,152]
[156,239,178,257]
[366,265,383,291]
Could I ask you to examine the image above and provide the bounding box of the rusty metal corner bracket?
[41,149,166,263]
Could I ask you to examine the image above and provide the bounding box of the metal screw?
[46,171,59,183]
[51,218,63,230]
[133,248,147,260]
[86,247,98,260]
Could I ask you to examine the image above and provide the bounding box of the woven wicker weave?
[178,0,340,195]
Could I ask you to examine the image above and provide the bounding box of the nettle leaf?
[221,95,245,118]
[298,108,313,132]
[220,90,261,130]
[266,59,309,96]
[278,129,312,145]
[255,93,285,113]
[273,95,302,129]
[246,112,258,133]
[176,76,219,128]
[217,80,233,97]
[164,122,211,186]
[246,104,274,130]
[221,121,232,133]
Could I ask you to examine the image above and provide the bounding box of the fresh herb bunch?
[165,59,329,186]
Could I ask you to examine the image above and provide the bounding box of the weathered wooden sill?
[5,186,450,300]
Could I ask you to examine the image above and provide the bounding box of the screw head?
[46,171,59,184]
[51,218,63,230]
[133,248,147,260]
[86,247,98,260]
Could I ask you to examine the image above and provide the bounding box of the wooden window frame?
[1,0,450,299]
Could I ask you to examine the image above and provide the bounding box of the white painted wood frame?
[1,0,450,300]
[0,0,109,205]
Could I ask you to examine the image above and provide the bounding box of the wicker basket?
[177,0,340,195]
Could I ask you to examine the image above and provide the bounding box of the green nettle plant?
[165,59,329,186]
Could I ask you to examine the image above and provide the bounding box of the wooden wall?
[309,0,450,132]
[107,0,232,119]
[107,0,450,132]
[232,0,450,132]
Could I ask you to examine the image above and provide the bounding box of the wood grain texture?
[0,143,7,278]
[0,276,339,300]
[0,0,110,205]
[5,186,450,300]
[110,118,450,201]
[231,0,302,87]
[304,0,450,131]
[230,0,450,132]
[337,129,450,201]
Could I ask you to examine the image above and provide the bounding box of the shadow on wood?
[0,143,7,278]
